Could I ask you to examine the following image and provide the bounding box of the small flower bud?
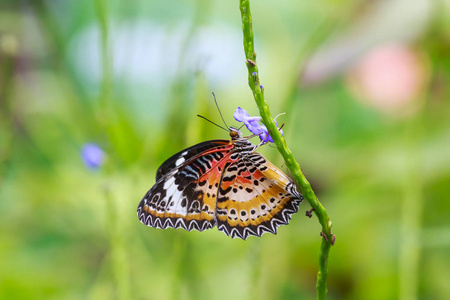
[81,143,105,169]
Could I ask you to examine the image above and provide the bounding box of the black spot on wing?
[222,174,237,182]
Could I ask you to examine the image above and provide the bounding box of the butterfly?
[137,127,303,240]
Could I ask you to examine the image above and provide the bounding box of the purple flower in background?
[81,143,105,169]
[234,107,283,144]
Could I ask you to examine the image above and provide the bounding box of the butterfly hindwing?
[215,152,303,240]
[138,141,234,232]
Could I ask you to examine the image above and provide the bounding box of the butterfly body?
[137,127,303,240]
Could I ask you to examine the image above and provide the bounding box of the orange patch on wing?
[216,182,295,228]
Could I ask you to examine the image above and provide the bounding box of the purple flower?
[233,107,283,144]
[81,143,105,169]
[234,107,263,134]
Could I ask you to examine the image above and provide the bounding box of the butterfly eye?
[229,130,239,138]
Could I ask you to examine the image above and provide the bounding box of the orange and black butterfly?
[137,118,303,240]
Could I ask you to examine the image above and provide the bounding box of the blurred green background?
[1,0,449,299]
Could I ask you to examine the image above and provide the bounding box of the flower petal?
[234,107,250,122]
[245,119,264,135]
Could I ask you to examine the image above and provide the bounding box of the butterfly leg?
[305,208,315,218]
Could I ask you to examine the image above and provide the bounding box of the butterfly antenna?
[197,115,229,132]
[212,92,229,130]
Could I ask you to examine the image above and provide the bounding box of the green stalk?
[93,1,130,299]
[94,0,113,120]
[238,1,334,299]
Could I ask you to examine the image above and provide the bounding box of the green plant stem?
[94,0,113,120]
[238,1,333,299]
[398,89,426,300]
[93,2,130,299]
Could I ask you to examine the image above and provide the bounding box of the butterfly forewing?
[156,140,229,181]
[138,141,235,232]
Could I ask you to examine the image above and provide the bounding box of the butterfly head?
[229,127,242,140]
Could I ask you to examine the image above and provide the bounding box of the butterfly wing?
[156,140,229,181]
[137,140,234,232]
[215,152,303,240]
